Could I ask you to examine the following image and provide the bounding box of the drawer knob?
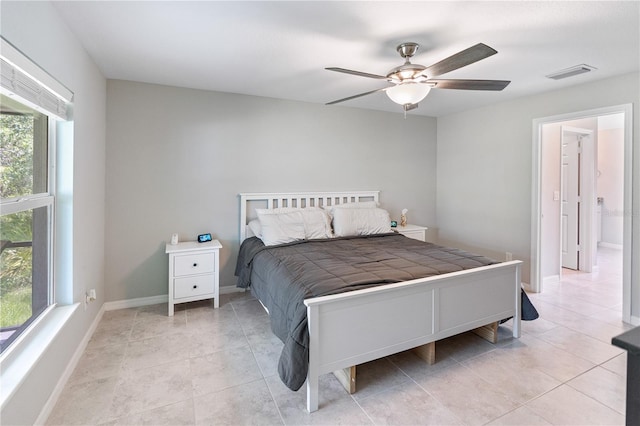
[193,285,198,289]
[193,263,198,267]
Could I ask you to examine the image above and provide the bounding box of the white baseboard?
[103,287,243,311]
[103,294,168,311]
[630,315,640,326]
[35,304,106,425]
[221,286,245,294]
[598,242,623,250]
[543,275,560,285]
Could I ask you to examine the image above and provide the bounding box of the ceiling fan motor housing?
[387,63,427,81]
[388,43,428,81]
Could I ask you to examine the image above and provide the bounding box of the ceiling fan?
[326,42,510,112]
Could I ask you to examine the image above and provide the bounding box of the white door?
[561,132,580,270]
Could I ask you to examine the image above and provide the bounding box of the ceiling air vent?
[546,64,597,80]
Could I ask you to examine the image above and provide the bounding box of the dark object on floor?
[500,289,538,323]
[612,326,640,426]
[521,290,539,320]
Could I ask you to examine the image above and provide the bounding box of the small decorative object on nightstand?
[394,224,428,242]
[400,208,408,227]
[165,239,222,316]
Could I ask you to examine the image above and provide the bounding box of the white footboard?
[304,260,522,412]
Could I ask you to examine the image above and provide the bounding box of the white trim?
[35,304,105,425]
[530,121,542,293]
[543,275,561,285]
[599,242,624,250]
[531,103,633,325]
[0,194,53,215]
[220,286,245,295]
[103,294,168,311]
[104,287,243,312]
[630,316,640,327]
[0,304,78,411]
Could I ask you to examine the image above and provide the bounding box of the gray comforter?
[235,233,502,391]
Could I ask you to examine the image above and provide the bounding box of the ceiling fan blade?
[325,67,388,80]
[428,79,510,91]
[423,43,498,78]
[326,87,389,105]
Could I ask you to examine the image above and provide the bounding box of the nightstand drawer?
[174,275,214,299]
[174,252,216,276]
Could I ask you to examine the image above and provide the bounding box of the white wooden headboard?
[239,191,380,242]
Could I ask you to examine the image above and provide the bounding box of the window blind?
[1,37,73,121]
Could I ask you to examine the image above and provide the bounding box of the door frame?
[531,104,633,324]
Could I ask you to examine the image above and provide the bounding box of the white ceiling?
[52,1,639,117]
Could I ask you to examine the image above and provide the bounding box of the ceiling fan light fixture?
[386,83,431,106]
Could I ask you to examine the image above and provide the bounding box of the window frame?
[1,107,57,352]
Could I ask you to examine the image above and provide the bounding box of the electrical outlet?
[84,289,96,311]
[505,252,513,261]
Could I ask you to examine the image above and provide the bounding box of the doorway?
[560,126,595,272]
[531,104,633,324]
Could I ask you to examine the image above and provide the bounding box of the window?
[1,94,54,352]
[0,37,72,354]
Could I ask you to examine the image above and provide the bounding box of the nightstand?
[393,224,428,242]
[165,240,222,316]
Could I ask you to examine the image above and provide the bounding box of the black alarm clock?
[197,233,212,243]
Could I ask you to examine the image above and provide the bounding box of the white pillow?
[255,207,332,245]
[256,210,305,246]
[247,219,262,238]
[323,201,379,218]
[332,207,392,237]
[300,209,333,239]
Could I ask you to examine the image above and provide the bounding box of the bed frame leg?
[412,341,436,365]
[472,321,499,344]
[307,373,319,412]
[307,306,320,412]
[333,366,356,394]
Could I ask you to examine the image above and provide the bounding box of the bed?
[236,191,523,412]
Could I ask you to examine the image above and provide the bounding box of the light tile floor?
[47,247,631,425]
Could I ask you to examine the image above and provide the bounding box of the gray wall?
[436,72,639,317]
[105,80,437,301]
[1,1,106,424]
